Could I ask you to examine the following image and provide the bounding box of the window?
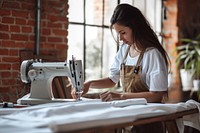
[68,0,162,83]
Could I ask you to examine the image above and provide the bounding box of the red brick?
[0,72,12,78]
[22,26,32,33]
[40,36,47,42]
[0,87,10,93]
[2,40,15,48]
[11,34,29,41]
[29,35,35,41]
[47,15,67,22]
[9,49,19,56]
[2,79,16,86]
[42,29,51,35]
[12,63,20,71]
[10,25,20,32]
[2,1,20,9]
[15,42,26,48]
[12,72,20,79]
[2,57,19,63]
[48,37,62,42]
[53,29,67,36]
[0,63,11,70]
[42,43,55,49]
[47,23,62,28]
[0,32,9,39]
[12,10,29,18]
[0,48,9,55]
[15,18,26,25]
[24,42,34,49]
[21,3,35,10]
[2,17,14,24]
[0,9,11,16]
[27,20,35,26]
[56,44,67,49]
[0,24,9,31]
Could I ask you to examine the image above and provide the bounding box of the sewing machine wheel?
[20,60,34,83]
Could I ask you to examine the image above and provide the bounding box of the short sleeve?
[142,48,168,91]
[109,44,128,83]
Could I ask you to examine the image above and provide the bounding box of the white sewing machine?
[18,57,84,105]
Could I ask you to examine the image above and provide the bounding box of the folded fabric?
[110,98,147,107]
[183,100,200,131]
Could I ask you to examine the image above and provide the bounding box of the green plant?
[176,34,200,79]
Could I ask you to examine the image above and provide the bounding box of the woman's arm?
[100,91,166,103]
[87,77,116,89]
[71,77,116,99]
[121,91,166,103]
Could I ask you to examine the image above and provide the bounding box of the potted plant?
[176,34,200,97]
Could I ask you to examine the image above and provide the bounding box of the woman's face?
[113,23,133,45]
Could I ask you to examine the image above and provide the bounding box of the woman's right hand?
[71,81,91,99]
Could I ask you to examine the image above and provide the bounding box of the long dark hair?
[110,4,170,70]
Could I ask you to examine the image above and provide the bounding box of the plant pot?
[180,69,193,91]
[193,79,200,91]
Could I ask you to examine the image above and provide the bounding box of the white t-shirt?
[109,44,168,92]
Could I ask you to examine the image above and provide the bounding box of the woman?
[72,4,170,133]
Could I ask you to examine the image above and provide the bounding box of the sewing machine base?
[18,98,76,105]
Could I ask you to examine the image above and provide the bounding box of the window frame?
[68,0,163,81]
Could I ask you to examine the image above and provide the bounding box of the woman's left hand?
[99,91,124,101]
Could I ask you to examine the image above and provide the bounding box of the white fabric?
[0,99,199,133]
[110,98,147,107]
[109,44,168,91]
[183,100,200,131]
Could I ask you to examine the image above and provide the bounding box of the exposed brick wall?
[163,0,179,84]
[0,0,68,103]
[163,0,200,102]
[162,0,181,102]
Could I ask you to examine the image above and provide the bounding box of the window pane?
[134,0,145,15]
[85,26,102,81]
[68,0,84,23]
[67,24,84,61]
[102,28,117,77]
[104,0,118,26]
[85,0,102,25]
[120,0,133,5]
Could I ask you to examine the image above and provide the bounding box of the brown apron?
[120,45,164,133]
[120,45,148,93]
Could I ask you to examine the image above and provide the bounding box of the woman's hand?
[99,91,124,101]
[71,81,91,99]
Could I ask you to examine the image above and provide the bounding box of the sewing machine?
[18,57,84,105]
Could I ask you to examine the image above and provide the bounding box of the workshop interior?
[0,0,200,133]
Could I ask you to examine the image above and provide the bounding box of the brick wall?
[163,0,200,102]
[162,0,179,82]
[0,0,68,103]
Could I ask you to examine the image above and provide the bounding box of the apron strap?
[122,45,146,66]
[133,49,145,74]
[122,45,131,64]
[121,45,146,74]
[136,50,145,67]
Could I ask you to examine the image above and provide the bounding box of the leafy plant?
[176,34,200,79]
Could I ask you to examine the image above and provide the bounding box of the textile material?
[0,99,199,133]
